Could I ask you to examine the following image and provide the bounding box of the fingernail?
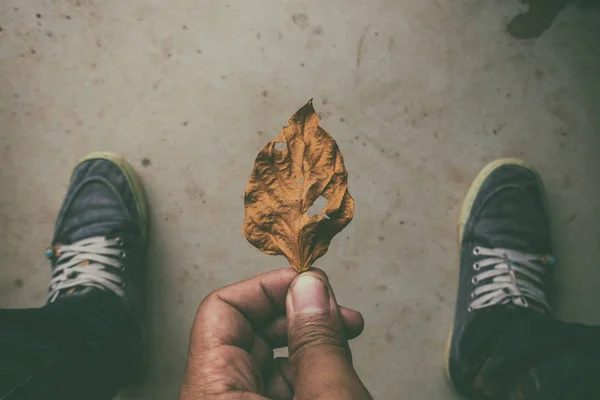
[291,274,330,313]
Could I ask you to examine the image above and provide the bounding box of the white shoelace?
[468,246,555,312]
[48,237,126,303]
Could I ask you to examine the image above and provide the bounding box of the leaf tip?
[290,99,316,124]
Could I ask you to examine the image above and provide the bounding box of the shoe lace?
[468,246,556,312]
[47,237,127,303]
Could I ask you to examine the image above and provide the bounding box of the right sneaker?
[445,159,556,397]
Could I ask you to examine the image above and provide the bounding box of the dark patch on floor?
[507,0,599,39]
[141,158,152,167]
[385,331,395,343]
[291,13,309,29]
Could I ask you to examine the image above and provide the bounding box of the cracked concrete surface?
[1,1,599,398]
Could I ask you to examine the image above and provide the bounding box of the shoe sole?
[443,158,545,393]
[78,152,150,244]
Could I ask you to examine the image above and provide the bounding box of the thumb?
[286,272,372,400]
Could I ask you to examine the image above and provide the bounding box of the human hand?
[179,268,372,400]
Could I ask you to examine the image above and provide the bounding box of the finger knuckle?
[196,290,220,315]
[290,315,350,357]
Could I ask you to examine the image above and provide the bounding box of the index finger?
[191,268,301,351]
[214,267,301,323]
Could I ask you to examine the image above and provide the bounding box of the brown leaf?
[243,100,354,272]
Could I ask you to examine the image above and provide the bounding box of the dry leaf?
[243,100,354,272]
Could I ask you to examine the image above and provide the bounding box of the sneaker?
[45,152,149,312]
[445,159,556,396]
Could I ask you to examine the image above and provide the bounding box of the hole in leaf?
[274,142,286,151]
[307,196,329,218]
[298,178,304,184]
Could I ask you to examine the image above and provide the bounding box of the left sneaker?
[445,159,556,397]
[45,152,149,314]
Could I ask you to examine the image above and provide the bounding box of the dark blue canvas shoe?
[445,159,556,397]
[46,152,149,314]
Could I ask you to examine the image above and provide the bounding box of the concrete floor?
[1,0,600,398]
